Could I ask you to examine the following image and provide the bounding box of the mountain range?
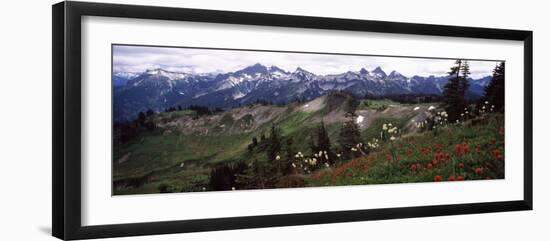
[113,63,492,122]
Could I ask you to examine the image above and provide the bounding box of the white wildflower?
[232,187,236,191]
[325,163,330,168]
[275,155,281,160]
[382,124,388,130]
[413,106,420,111]
[428,106,436,111]
[292,163,296,168]
[390,136,396,141]
[337,153,341,158]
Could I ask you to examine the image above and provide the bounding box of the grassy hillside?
[113,93,504,195]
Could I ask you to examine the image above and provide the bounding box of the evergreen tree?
[483,62,505,111]
[338,113,362,160]
[316,120,336,165]
[235,158,268,189]
[282,137,295,175]
[442,59,469,121]
[267,124,282,174]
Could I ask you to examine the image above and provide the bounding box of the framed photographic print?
[52,1,533,240]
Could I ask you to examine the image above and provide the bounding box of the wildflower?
[475,167,483,176]
[455,143,469,156]
[413,106,420,111]
[428,106,436,111]
[382,124,388,130]
[202,187,206,191]
[458,163,464,169]
[448,176,455,181]
[492,149,503,161]
[291,163,296,168]
[390,136,396,141]
[434,175,443,182]
[337,153,341,158]
[427,163,433,169]
[231,187,236,191]
[275,155,281,160]
[410,164,417,172]
[457,176,464,181]
[351,147,357,152]
[325,163,330,168]
[485,101,489,104]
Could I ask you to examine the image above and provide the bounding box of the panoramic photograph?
[112,44,505,195]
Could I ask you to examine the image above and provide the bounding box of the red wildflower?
[475,167,483,176]
[427,163,433,169]
[433,151,450,165]
[455,143,469,156]
[457,175,464,181]
[458,163,464,169]
[433,175,443,182]
[475,144,481,154]
[410,164,417,172]
[448,176,455,181]
[385,153,392,161]
[492,149,503,161]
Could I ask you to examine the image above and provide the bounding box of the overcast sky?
[113,45,500,79]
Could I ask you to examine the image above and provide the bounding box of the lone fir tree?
[442,59,471,121]
[338,112,362,160]
[483,62,505,111]
[315,120,335,165]
[267,124,282,174]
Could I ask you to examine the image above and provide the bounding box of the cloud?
[113,45,499,78]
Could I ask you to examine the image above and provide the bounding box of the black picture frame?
[52,1,533,240]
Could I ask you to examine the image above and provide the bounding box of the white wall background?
[0,0,547,240]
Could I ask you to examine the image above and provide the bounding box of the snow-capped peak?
[372,66,387,78]
[114,71,139,79]
[388,70,406,79]
[144,68,188,80]
[237,63,268,75]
